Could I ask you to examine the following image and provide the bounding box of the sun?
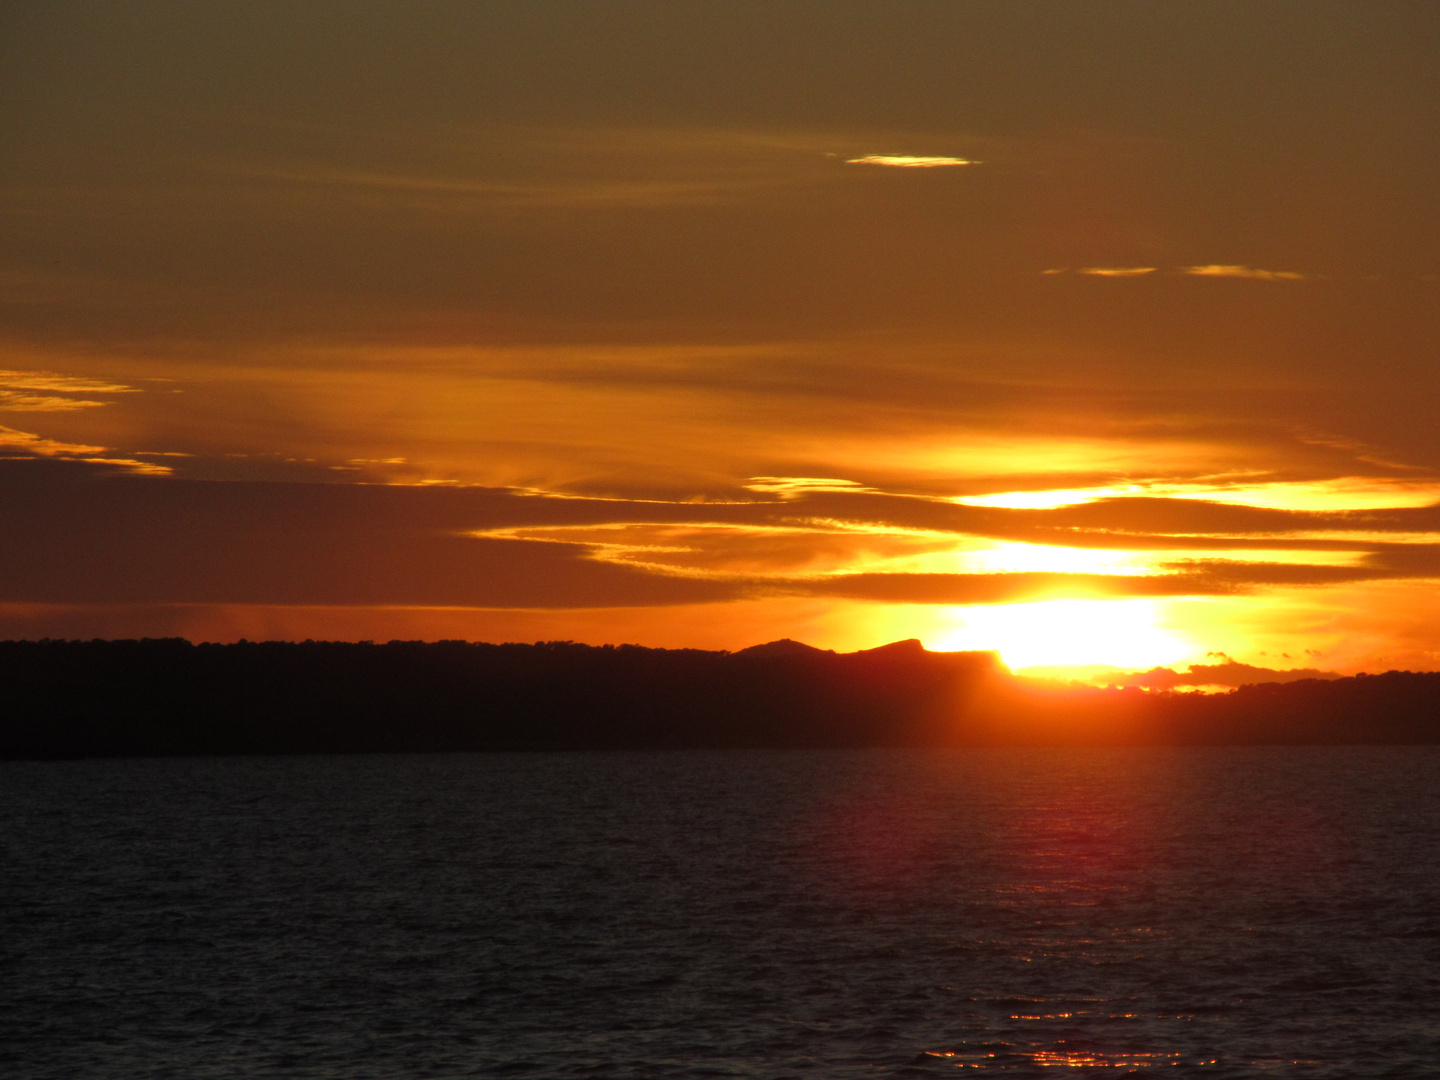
[927,598,1192,671]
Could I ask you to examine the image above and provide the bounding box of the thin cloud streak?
[0,425,110,458]
[742,476,880,497]
[0,371,138,394]
[1183,265,1307,280]
[0,370,138,412]
[0,425,170,475]
[0,392,112,412]
[469,518,1377,590]
[1042,266,1307,280]
[845,154,974,167]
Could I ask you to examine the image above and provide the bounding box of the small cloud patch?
[1044,265,1308,281]
[1184,265,1306,281]
[845,155,974,167]
[0,391,113,412]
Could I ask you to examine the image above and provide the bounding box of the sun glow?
[929,598,1192,671]
[955,477,1440,512]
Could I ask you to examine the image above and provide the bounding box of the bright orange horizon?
[4,3,1440,676]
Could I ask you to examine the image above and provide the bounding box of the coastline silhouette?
[4,637,1439,759]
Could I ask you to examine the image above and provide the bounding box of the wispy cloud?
[1043,265,1307,280]
[1183,265,1306,281]
[0,391,112,412]
[1041,267,1157,277]
[0,425,110,457]
[742,476,879,497]
[0,370,139,413]
[0,425,169,474]
[468,506,1382,594]
[0,371,136,394]
[845,154,974,167]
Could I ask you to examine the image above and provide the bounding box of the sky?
[3,1,1440,673]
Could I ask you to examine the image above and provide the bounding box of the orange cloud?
[845,154,974,167]
[1183,265,1306,280]
[957,476,1440,512]
[0,421,169,475]
[0,370,139,412]
[0,424,108,457]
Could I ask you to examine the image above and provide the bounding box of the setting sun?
[928,598,1193,671]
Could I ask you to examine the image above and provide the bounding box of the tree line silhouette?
[3,637,1438,759]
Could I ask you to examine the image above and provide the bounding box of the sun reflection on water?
[923,1047,1207,1069]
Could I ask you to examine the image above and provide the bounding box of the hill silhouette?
[2,637,1438,759]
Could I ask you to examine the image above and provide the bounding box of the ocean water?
[3,748,1439,1079]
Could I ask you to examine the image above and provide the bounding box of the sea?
[3,747,1439,1079]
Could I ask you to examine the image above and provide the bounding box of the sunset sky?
[4,2,1440,673]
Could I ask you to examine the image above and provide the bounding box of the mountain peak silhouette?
[733,638,835,658]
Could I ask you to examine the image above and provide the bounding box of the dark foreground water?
[3,748,1439,1079]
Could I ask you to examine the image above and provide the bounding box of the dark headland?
[4,637,1440,759]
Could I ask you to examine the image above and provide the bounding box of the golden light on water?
[929,598,1193,671]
